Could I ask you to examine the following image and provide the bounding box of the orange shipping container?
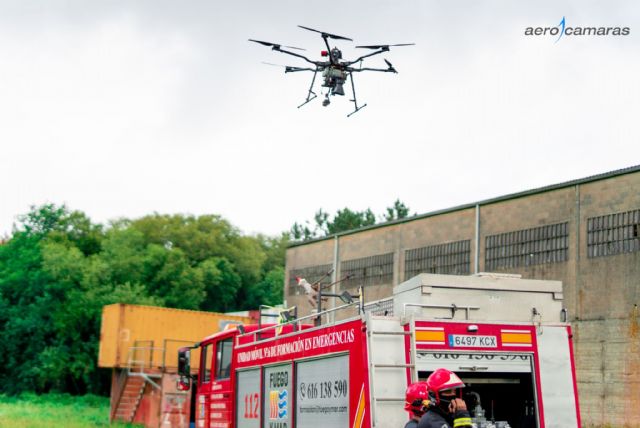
[98,303,251,371]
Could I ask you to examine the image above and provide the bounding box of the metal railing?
[402,302,480,319]
[363,297,394,316]
[127,346,164,371]
[109,339,197,422]
[235,300,363,348]
[124,339,198,371]
[125,346,163,390]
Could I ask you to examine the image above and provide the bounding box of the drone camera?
[321,50,329,57]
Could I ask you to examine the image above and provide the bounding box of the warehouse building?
[285,165,640,427]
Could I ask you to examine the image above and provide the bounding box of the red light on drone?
[321,50,329,57]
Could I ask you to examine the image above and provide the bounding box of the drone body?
[250,26,414,117]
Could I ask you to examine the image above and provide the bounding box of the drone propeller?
[261,62,287,68]
[249,39,306,51]
[261,62,310,72]
[355,43,415,49]
[384,58,397,73]
[298,25,353,41]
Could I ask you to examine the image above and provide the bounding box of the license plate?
[449,335,497,348]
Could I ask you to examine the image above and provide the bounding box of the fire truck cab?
[178,273,581,428]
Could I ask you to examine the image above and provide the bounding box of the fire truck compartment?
[417,352,538,428]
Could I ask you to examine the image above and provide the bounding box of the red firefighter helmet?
[426,368,465,404]
[404,381,429,415]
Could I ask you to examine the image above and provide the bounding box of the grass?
[0,393,135,428]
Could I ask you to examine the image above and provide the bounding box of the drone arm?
[285,67,316,73]
[273,47,318,66]
[352,67,396,73]
[344,48,387,66]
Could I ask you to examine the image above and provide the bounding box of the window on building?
[485,222,569,270]
[288,263,333,295]
[587,209,640,258]
[404,240,471,279]
[341,253,394,289]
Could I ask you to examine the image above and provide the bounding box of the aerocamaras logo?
[525,16,630,42]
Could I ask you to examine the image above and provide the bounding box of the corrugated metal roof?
[288,164,640,248]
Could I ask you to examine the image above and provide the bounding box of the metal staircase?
[112,374,147,422]
[110,346,163,423]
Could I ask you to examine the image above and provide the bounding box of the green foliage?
[290,200,412,240]
[0,204,288,397]
[17,204,69,236]
[261,266,286,306]
[199,257,242,312]
[326,208,376,234]
[383,199,411,222]
[0,393,135,427]
[239,266,285,310]
[290,221,315,241]
[143,244,205,309]
[257,233,289,275]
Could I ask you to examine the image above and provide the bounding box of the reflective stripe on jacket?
[417,406,472,428]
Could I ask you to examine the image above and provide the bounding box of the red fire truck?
[178,273,581,428]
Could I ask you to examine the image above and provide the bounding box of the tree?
[326,208,376,234]
[0,230,51,393]
[143,244,205,310]
[240,266,285,310]
[129,213,270,298]
[18,204,103,256]
[300,207,377,237]
[0,204,289,396]
[290,200,412,240]
[17,204,68,236]
[291,221,315,241]
[129,214,239,265]
[257,233,289,276]
[383,199,411,222]
[199,257,242,312]
[260,266,285,306]
[0,206,108,394]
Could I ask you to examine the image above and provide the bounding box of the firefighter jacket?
[403,419,419,428]
[416,405,472,428]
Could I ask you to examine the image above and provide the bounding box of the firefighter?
[404,382,430,428]
[295,276,318,308]
[418,368,473,428]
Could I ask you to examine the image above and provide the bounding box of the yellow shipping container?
[98,303,251,371]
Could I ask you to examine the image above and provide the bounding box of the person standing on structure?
[295,276,319,308]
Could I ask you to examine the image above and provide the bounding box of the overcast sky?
[1,0,638,237]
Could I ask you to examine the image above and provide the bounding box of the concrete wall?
[285,168,640,427]
[285,238,335,313]
[573,173,640,427]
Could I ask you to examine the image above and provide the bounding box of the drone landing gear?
[297,70,318,108]
[347,72,367,117]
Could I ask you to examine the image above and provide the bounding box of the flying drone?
[249,25,414,117]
